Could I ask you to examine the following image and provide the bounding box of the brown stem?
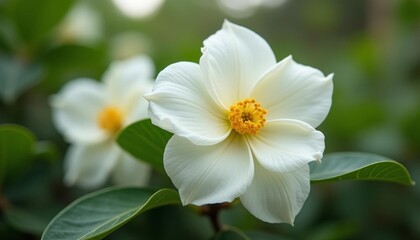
[0,194,11,212]
[199,203,230,233]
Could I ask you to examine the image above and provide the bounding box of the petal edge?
[252,56,333,128]
[145,61,230,145]
[164,134,254,205]
[240,163,310,224]
[248,119,325,173]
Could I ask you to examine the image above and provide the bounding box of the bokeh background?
[1,0,420,239]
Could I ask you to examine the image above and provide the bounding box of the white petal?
[164,134,253,206]
[247,119,324,173]
[112,152,151,186]
[122,79,154,125]
[102,55,155,113]
[50,79,108,143]
[64,140,119,189]
[145,62,230,145]
[200,20,276,107]
[252,56,333,128]
[117,75,154,126]
[240,163,310,224]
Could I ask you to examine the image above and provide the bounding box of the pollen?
[97,106,124,134]
[228,98,267,135]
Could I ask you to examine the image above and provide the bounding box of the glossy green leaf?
[0,124,35,184]
[41,188,180,240]
[117,119,173,174]
[310,152,415,186]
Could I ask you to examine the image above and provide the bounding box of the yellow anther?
[97,106,124,134]
[228,98,267,135]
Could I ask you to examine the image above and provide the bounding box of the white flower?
[145,21,333,224]
[217,0,286,18]
[57,3,102,45]
[111,0,165,19]
[51,56,155,189]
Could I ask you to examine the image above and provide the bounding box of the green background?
[1,0,420,239]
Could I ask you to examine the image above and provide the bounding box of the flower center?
[228,98,267,135]
[97,106,124,134]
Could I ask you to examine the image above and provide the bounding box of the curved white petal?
[64,140,120,189]
[145,62,230,145]
[240,163,310,224]
[164,134,253,206]
[247,119,324,173]
[252,56,333,128]
[50,79,108,143]
[200,20,276,107]
[123,79,154,125]
[103,55,155,111]
[112,152,151,186]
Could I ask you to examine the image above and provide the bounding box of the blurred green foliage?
[0,0,419,239]
[0,124,35,185]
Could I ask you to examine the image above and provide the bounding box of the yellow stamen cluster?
[97,106,124,134]
[228,98,267,135]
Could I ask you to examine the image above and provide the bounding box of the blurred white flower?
[109,32,153,60]
[146,21,333,224]
[51,55,155,189]
[56,3,103,45]
[217,0,286,18]
[111,0,165,19]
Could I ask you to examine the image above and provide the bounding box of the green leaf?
[0,15,18,51]
[33,141,58,162]
[42,44,107,92]
[4,206,59,235]
[117,119,173,174]
[41,188,180,240]
[0,124,35,184]
[0,54,44,103]
[6,0,75,42]
[212,226,250,240]
[310,152,415,186]
[212,228,289,240]
[245,230,290,240]
[306,221,358,240]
